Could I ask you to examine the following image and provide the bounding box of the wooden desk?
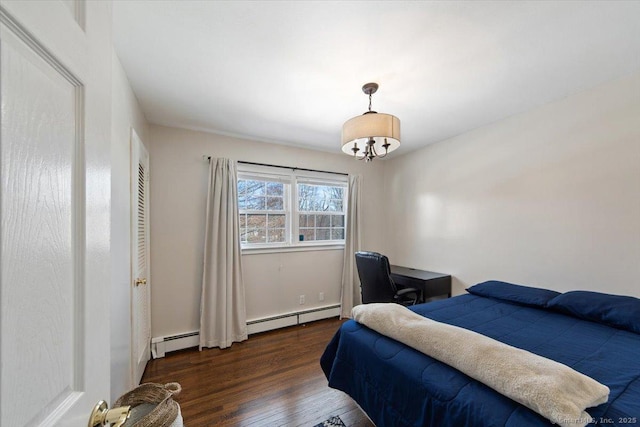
[390,265,452,301]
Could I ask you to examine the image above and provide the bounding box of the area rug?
[313,415,346,427]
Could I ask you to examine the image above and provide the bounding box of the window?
[297,183,345,242]
[237,165,347,249]
[238,179,287,244]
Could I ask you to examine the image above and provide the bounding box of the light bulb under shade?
[341,113,401,155]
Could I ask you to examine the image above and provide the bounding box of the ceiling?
[112,1,640,157]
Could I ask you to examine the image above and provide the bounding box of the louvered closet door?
[131,128,151,385]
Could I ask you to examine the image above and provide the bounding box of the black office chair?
[355,251,422,306]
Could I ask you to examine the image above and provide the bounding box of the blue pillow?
[546,291,640,334]
[466,281,561,307]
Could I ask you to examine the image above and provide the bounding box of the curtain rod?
[203,157,348,177]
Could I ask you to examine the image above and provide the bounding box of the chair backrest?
[355,251,397,304]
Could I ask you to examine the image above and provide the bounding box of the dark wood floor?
[141,318,375,426]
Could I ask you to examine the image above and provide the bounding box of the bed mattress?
[320,291,640,426]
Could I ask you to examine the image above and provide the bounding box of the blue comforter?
[320,294,640,426]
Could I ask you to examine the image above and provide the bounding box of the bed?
[320,281,640,427]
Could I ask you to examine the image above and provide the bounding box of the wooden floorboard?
[141,318,375,427]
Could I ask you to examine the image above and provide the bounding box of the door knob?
[88,400,131,427]
[134,278,147,286]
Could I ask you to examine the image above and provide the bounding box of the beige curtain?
[200,158,248,350]
[340,174,362,318]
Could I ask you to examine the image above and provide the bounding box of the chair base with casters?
[394,287,423,306]
[355,251,423,306]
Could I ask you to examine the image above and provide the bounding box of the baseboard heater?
[151,304,341,358]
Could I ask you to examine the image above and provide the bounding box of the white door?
[1,1,112,426]
[131,128,151,385]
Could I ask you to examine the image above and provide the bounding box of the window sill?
[241,242,345,255]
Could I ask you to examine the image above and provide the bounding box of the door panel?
[1,18,81,427]
[0,1,111,425]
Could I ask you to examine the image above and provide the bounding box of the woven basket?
[114,382,182,427]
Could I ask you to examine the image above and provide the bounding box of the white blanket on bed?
[352,303,609,427]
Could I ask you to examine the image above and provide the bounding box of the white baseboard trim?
[151,331,199,358]
[150,304,340,358]
[246,304,341,334]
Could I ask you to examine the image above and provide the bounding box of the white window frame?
[237,164,348,253]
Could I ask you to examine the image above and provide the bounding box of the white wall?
[110,51,150,401]
[384,73,640,297]
[242,250,344,320]
[147,125,386,338]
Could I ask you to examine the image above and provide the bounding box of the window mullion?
[284,182,292,245]
[292,180,299,244]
